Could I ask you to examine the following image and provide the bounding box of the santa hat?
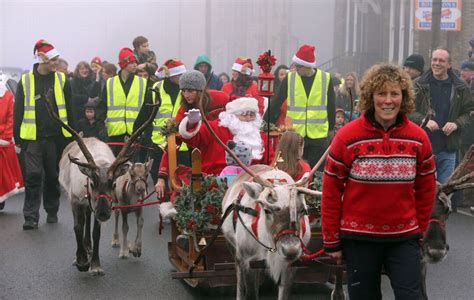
[225,97,258,114]
[118,48,137,69]
[91,56,103,68]
[34,39,60,63]
[292,44,316,68]
[155,59,187,79]
[232,57,254,76]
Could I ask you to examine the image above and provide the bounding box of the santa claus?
[178,97,274,175]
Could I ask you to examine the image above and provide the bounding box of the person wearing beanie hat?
[221,57,265,114]
[99,47,151,156]
[132,36,158,80]
[173,96,274,176]
[194,54,223,90]
[264,43,336,168]
[153,70,230,192]
[14,39,75,229]
[118,47,138,70]
[403,54,425,80]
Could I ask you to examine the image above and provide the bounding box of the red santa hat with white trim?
[34,39,60,63]
[155,59,187,79]
[292,44,316,68]
[225,97,259,114]
[232,57,254,76]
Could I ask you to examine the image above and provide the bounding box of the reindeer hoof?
[75,262,90,272]
[74,256,90,272]
[119,249,129,259]
[131,247,142,257]
[111,239,120,248]
[89,266,105,276]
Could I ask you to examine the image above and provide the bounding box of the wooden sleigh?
[164,132,345,294]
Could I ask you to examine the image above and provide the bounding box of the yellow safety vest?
[106,75,145,136]
[151,82,188,151]
[286,70,330,139]
[20,71,71,140]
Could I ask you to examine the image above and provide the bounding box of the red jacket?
[321,113,436,252]
[179,119,274,175]
[158,90,230,178]
[0,91,14,141]
[221,82,265,114]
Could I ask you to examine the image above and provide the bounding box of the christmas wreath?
[174,175,227,233]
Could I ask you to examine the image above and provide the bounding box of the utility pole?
[431,0,442,50]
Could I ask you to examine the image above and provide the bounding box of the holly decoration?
[256,50,277,73]
[174,175,227,233]
[305,171,323,212]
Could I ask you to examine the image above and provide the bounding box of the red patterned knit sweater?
[321,113,436,252]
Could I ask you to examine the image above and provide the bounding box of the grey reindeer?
[421,145,474,299]
[47,90,158,275]
[111,158,153,259]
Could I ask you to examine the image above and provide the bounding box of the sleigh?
[163,132,345,295]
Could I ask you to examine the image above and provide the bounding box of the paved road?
[1,192,473,299]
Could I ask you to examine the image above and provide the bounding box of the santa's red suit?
[0,90,24,203]
[178,117,274,175]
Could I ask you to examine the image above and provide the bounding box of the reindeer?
[111,158,153,259]
[421,145,474,299]
[46,90,158,275]
[221,164,321,300]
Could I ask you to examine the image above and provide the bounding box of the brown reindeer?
[421,145,474,299]
[111,158,153,259]
[46,90,158,275]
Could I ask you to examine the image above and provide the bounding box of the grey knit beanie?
[179,70,206,91]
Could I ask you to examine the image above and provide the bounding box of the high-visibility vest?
[20,71,71,140]
[151,82,188,151]
[286,70,330,139]
[106,75,145,136]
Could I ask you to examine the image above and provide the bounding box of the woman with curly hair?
[335,72,360,112]
[321,63,436,299]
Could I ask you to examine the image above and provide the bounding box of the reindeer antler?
[108,102,159,178]
[440,145,474,194]
[44,88,98,170]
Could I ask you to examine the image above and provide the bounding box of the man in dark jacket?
[409,47,474,184]
[14,39,74,230]
[194,54,223,90]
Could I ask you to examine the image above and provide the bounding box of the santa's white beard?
[219,112,264,160]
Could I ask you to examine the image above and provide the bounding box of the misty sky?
[0,0,335,73]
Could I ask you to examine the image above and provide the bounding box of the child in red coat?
[272,131,311,182]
